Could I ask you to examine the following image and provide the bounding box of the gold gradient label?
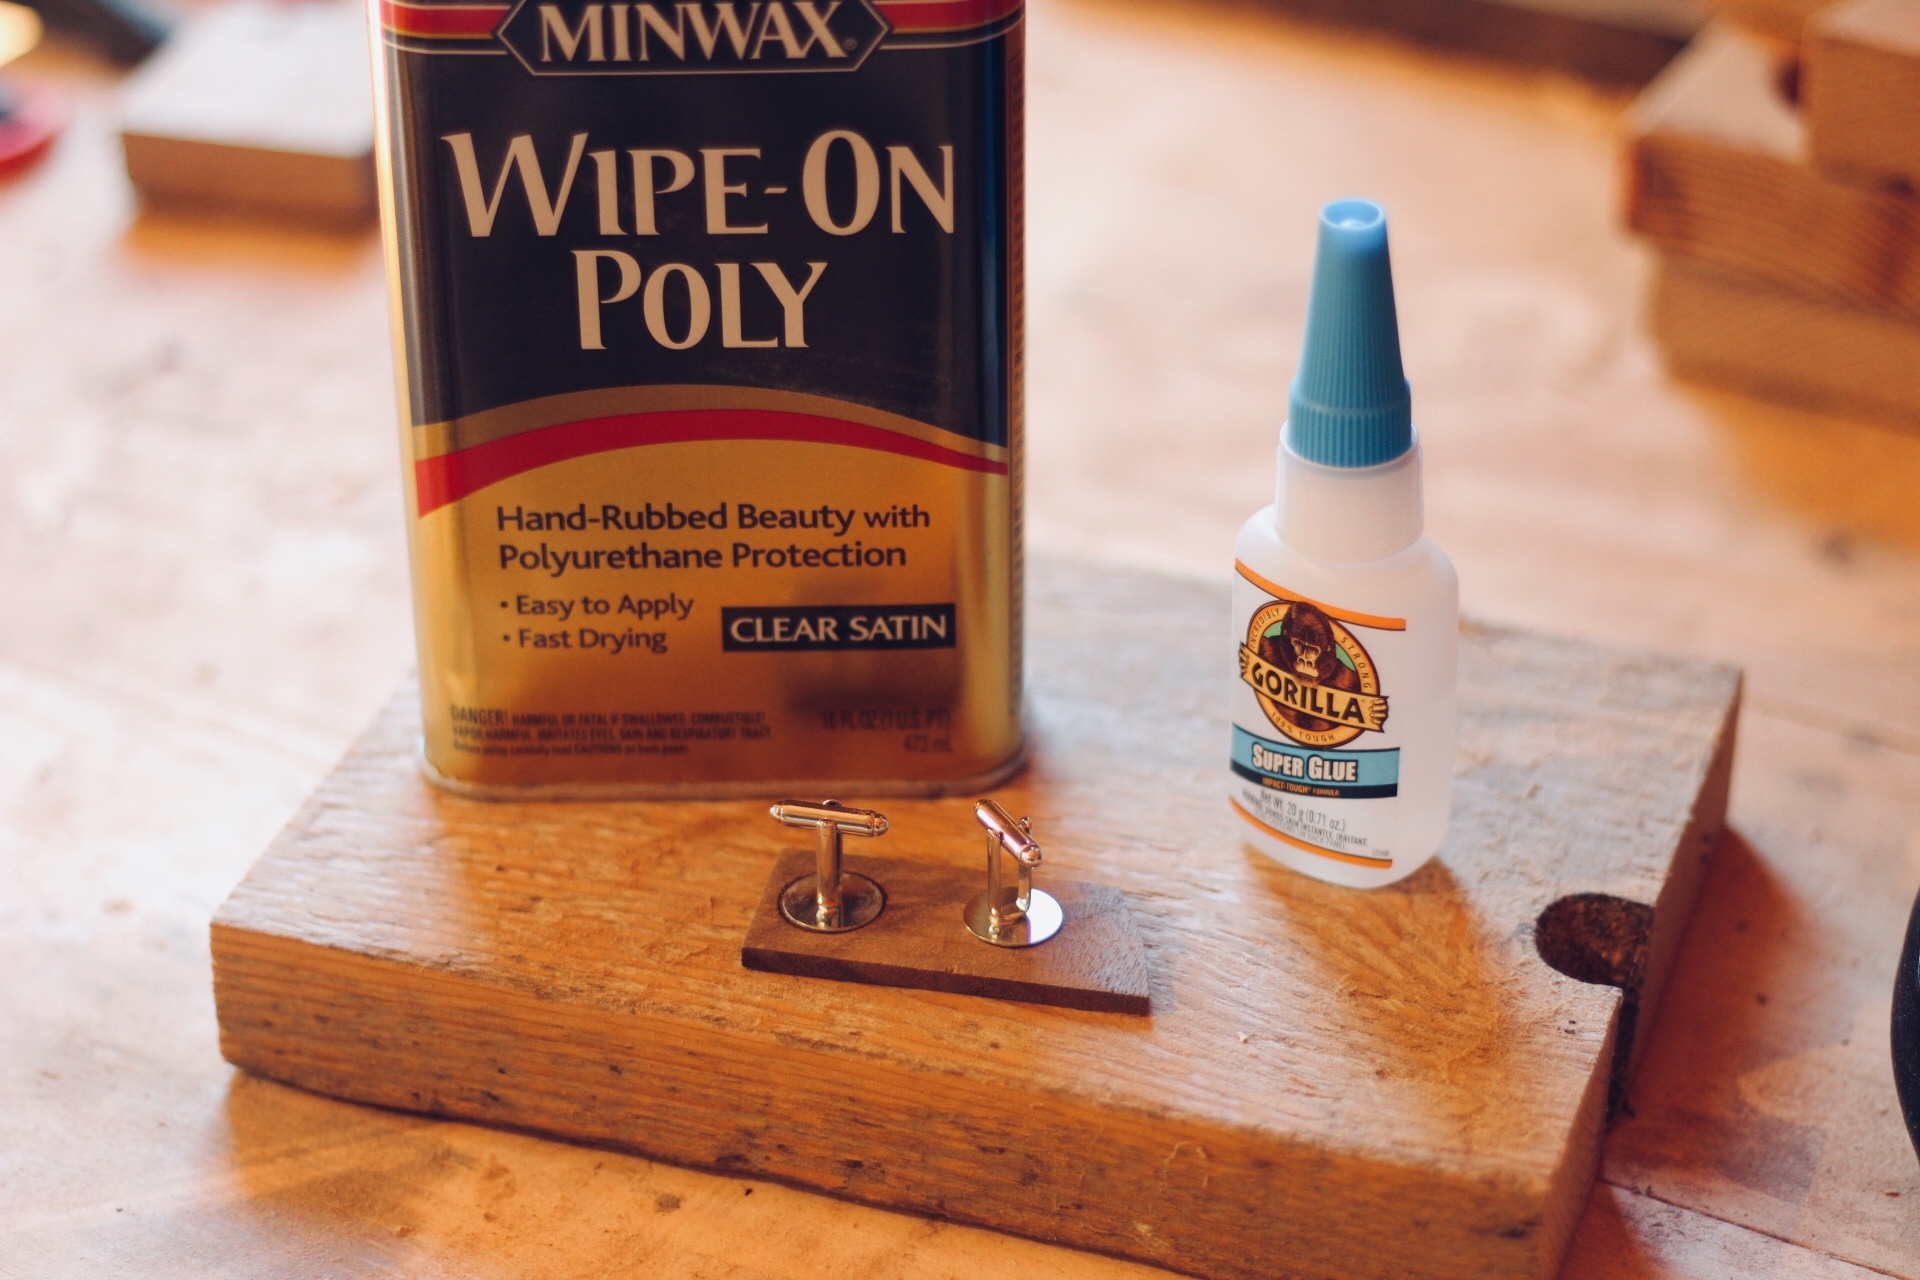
[406,397,1019,795]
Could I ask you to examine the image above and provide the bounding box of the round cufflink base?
[779,872,885,932]
[964,887,1063,947]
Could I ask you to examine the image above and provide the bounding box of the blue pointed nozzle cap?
[1286,199,1413,469]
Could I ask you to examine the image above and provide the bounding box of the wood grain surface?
[8,0,1920,1276]
[1625,24,1920,318]
[1804,0,1920,189]
[740,851,1155,1015]
[209,582,1738,1280]
[1650,256,1920,425]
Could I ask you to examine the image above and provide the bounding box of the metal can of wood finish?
[369,0,1026,797]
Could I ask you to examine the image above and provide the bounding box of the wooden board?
[740,851,1153,1015]
[1704,0,1831,39]
[1805,0,1920,189]
[210,568,1741,1280]
[118,1,375,227]
[1624,22,1920,319]
[1650,255,1920,424]
[1242,0,1702,85]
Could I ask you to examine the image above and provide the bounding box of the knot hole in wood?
[1534,893,1655,1119]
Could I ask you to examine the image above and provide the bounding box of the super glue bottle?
[1229,199,1457,889]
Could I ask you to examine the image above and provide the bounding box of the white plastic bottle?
[1229,199,1458,889]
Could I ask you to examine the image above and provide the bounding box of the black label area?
[722,603,955,650]
[388,36,1017,445]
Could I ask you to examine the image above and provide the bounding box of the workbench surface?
[4,1,1917,1276]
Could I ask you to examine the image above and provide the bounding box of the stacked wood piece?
[119,2,375,227]
[1708,0,1831,42]
[1805,0,1920,186]
[1624,12,1920,425]
[1251,0,1704,86]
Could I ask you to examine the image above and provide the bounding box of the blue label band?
[1230,726,1399,800]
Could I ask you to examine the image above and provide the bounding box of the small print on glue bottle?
[1229,199,1458,888]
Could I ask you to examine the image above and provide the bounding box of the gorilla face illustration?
[1255,602,1361,731]
[1284,609,1331,679]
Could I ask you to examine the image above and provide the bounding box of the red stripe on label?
[415,409,1008,515]
[873,0,1022,33]
[380,1,509,38]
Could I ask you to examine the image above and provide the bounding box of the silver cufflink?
[768,799,888,932]
[964,799,1063,947]
[767,797,1064,947]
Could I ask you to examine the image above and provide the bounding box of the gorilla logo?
[1240,598,1387,748]
[1267,602,1343,685]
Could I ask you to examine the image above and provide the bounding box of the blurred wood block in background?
[1704,0,1832,39]
[1625,23,1920,318]
[1248,0,1703,85]
[119,0,374,227]
[1805,0,1920,189]
[1650,256,1920,424]
[212,567,1741,1280]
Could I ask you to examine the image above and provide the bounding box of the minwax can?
[369,0,1026,798]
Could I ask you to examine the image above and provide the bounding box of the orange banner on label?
[416,408,1009,515]
[1234,561,1406,631]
